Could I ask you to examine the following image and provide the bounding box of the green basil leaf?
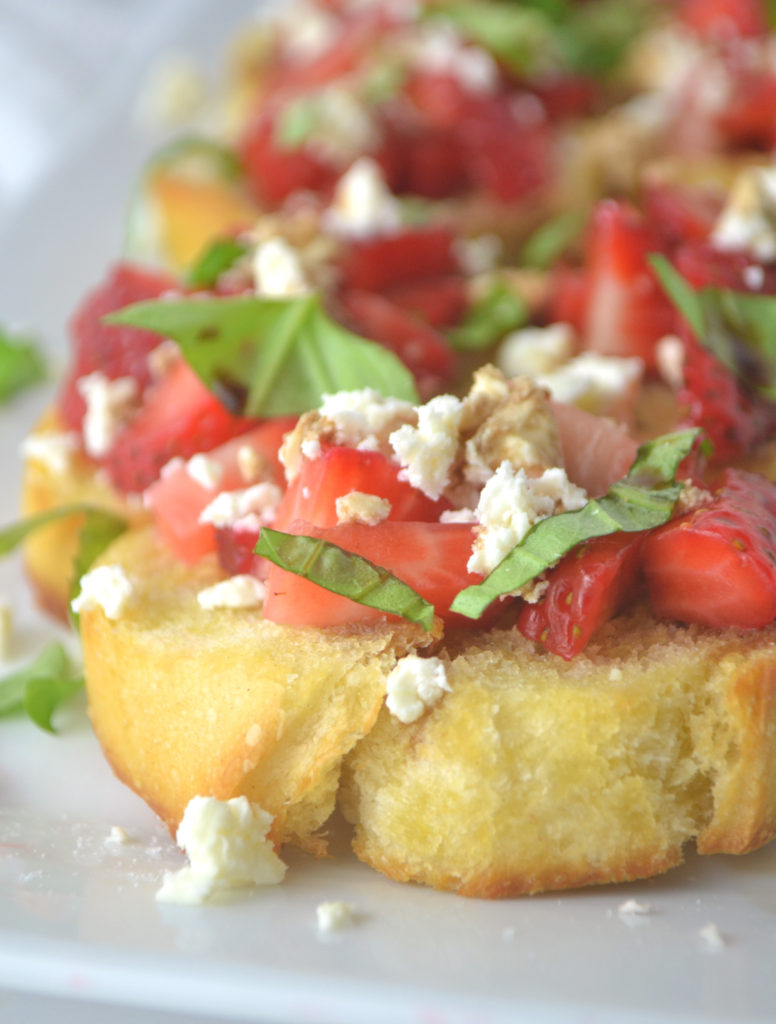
[256,528,434,630]
[186,237,250,290]
[0,641,82,732]
[451,429,697,619]
[106,293,420,415]
[448,279,527,351]
[0,327,46,401]
[650,254,776,399]
[557,0,653,77]
[24,673,84,733]
[275,96,320,150]
[520,209,587,270]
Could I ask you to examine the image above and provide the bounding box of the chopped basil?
[650,254,776,400]
[256,528,435,630]
[450,429,697,619]
[186,237,250,290]
[106,293,420,415]
[448,279,527,351]
[275,96,320,150]
[520,209,587,271]
[0,327,45,401]
[0,641,82,733]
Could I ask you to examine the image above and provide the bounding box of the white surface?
[1,5,776,1024]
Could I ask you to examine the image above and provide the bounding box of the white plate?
[2,7,776,1023]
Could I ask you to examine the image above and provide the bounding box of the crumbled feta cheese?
[385,655,450,724]
[468,463,587,576]
[535,352,644,418]
[323,157,402,237]
[253,237,310,297]
[197,575,266,610]
[0,602,12,660]
[655,334,685,390]
[390,394,464,500]
[699,922,726,952]
[618,898,651,916]
[410,24,499,94]
[439,507,478,524]
[743,264,765,290]
[199,483,283,531]
[301,437,323,461]
[318,388,415,449]
[22,431,80,475]
[316,900,356,932]
[77,372,139,458]
[453,234,502,276]
[335,491,392,525]
[71,565,133,620]
[711,166,776,263]
[156,796,286,904]
[497,323,575,379]
[186,453,224,491]
[237,444,265,483]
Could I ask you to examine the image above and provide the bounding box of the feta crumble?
[197,575,267,610]
[409,24,499,94]
[385,655,450,724]
[390,394,464,500]
[253,237,310,297]
[535,352,644,418]
[467,462,587,576]
[318,388,415,449]
[335,491,392,526]
[156,796,286,905]
[711,166,776,263]
[323,157,402,237]
[186,453,224,491]
[77,372,139,459]
[22,431,80,476]
[71,565,133,620]
[497,322,575,379]
[316,900,356,932]
[199,483,283,531]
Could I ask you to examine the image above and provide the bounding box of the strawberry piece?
[644,183,721,250]
[643,469,776,629]
[679,0,768,42]
[674,242,776,292]
[240,111,340,206]
[716,65,776,150]
[145,417,295,563]
[580,200,676,370]
[517,531,646,660]
[336,290,456,398]
[263,520,489,629]
[336,226,460,293]
[273,444,449,532]
[103,359,257,494]
[60,262,176,430]
[384,276,468,330]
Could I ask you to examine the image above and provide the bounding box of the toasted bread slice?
[80,526,433,852]
[341,610,776,896]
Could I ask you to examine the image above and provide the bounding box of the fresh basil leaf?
[520,209,587,271]
[448,279,527,351]
[256,528,434,630]
[650,254,776,399]
[0,327,45,401]
[451,429,697,619]
[106,293,420,415]
[186,237,250,290]
[275,96,320,150]
[0,641,82,732]
[24,673,84,733]
[557,0,653,77]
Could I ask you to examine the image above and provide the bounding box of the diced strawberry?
[216,524,263,577]
[144,417,295,563]
[674,242,776,292]
[405,71,483,130]
[679,0,768,41]
[60,262,176,429]
[580,200,676,370]
[273,444,449,532]
[383,276,468,329]
[336,290,456,397]
[552,402,638,496]
[239,111,340,206]
[388,124,471,198]
[263,520,488,629]
[517,531,646,660]
[643,469,776,629]
[531,74,598,121]
[676,333,776,465]
[103,359,258,494]
[643,183,722,250]
[336,226,460,293]
[547,265,588,335]
[717,66,776,150]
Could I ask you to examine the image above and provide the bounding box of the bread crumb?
[106,825,132,846]
[316,900,355,932]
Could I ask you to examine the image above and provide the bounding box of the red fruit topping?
[336,226,460,293]
[60,262,175,430]
[517,531,646,660]
[643,469,776,629]
[679,0,768,41]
